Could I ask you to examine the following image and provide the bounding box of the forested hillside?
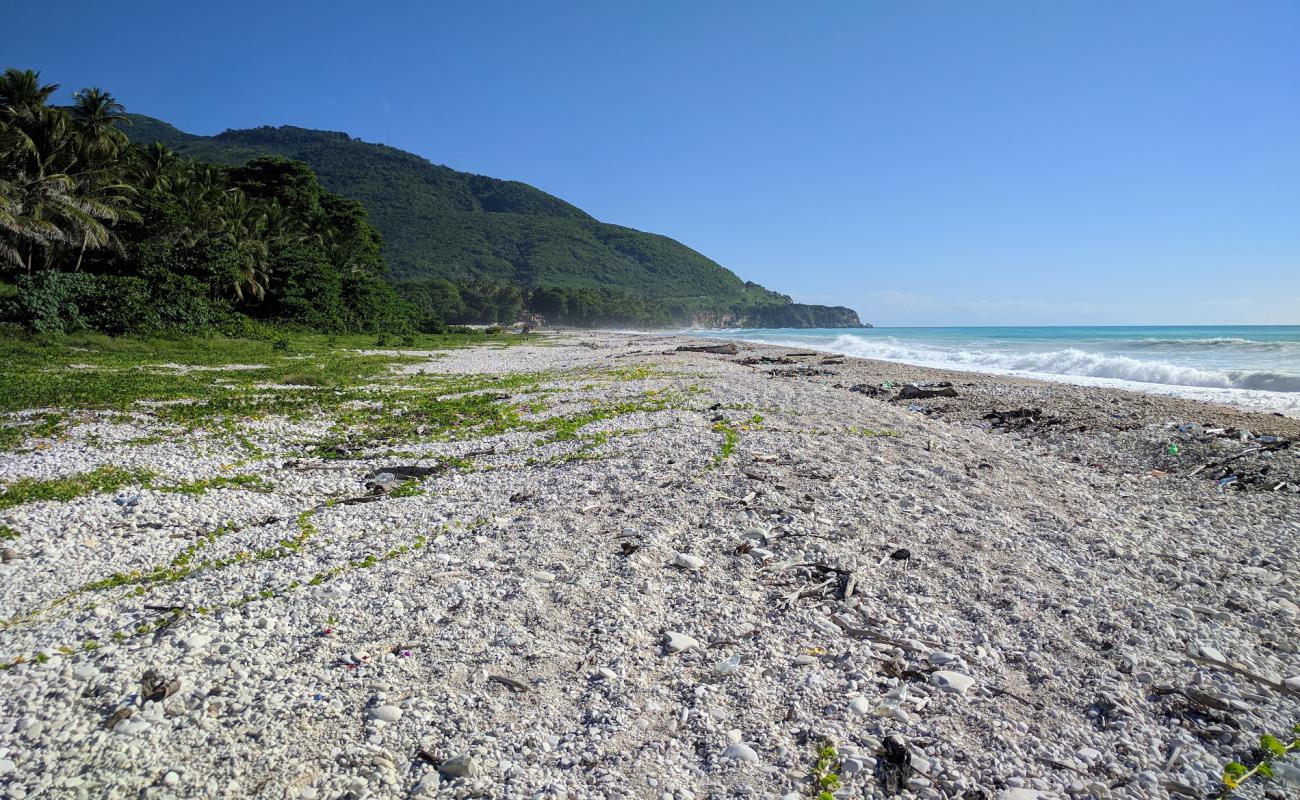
[125,115,865,327]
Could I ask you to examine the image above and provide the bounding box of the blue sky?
[9,1,1299,325]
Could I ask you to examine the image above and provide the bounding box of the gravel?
[0,330,1297,799]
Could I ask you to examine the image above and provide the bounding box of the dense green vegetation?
[2,66,862,334]
[0,69,413,335]
[124,113,865,328]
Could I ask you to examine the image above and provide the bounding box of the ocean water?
[684,325,1300,417]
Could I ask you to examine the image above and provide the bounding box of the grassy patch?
[0,525,19,540]
[0,412,68,451]
[709,420,740,469]
[0,466,154,511]
[154,474,272,495]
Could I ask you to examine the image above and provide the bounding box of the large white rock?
[370,705,402,723]
[722,742,760,763]
[674,552,705,571]
[663,631,700,653]
[931,670,975,695]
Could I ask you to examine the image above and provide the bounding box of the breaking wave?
[751,334,1300,393]
[1119,337,1300,352]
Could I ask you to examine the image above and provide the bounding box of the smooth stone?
[413,772,441,795]
[532,571,556,583]
[439,754,479,779]
[182,634,212,651]
[663,631,700,653]
[931,670,975,695]
[847,696,871,714]
[1198,643,1226,662]
[370,705,402,723]
[722,743,760,764]
[596,667,618,681]
[674,552,705,571]
[927,650,959,666]
[1077,746,1102,763]
[1283,676,1300,692]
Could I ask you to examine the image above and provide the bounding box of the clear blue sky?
[9,1,1299,325]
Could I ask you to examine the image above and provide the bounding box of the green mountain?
[124,115,865,327]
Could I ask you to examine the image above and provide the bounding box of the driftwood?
[1187,447,1263,477]
[1192,655,1300,696]
[896,383,958,400]
[675,343,739,355]
[487,674,531,693]
[828,614,931,654]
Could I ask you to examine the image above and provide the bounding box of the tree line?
[2,67,830,336]
[0,68,413,335]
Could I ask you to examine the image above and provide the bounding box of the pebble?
[370,705,402,723]
[847,696,871,714]
[931,670,976,695]
[663,631,700,653]
[674,552,705,571]
[927,650,959,666]
[438,754,479,780]
[413,772,440,795]
[721,743,760,764]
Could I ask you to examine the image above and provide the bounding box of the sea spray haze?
[691,325,1300,416]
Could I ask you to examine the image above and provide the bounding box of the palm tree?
[0,68,59,113]
[70,88,129,161]
[217,189,271,302]
[0,103,137,272]
[132,142,179,191]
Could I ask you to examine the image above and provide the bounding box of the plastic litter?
[713,654,741,675]
[1166,443,1179,455]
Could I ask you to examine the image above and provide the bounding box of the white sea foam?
[704,332,1300,416]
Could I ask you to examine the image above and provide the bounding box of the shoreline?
[670,328,1300,420]
[1,329,1296,799]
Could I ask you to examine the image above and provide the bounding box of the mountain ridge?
[124,114,867,328]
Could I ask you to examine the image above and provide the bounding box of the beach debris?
[879,548,912,569]
[713,654,741,674]
[365,471,399,494]
[874,736,913,795]
[896,382,958,400]
[487,674,531,693]
[738,355,796,365]
[983,407,1061,431]
[675,343,739,355]
[140,669,181,704]
[769,366,836,378]
[372,465,445,481]
[848,383,888,397]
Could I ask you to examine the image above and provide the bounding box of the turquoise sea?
[684,325,1300,416]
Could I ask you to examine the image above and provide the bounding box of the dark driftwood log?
[675,343,739,355]
[896,383,959,400]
